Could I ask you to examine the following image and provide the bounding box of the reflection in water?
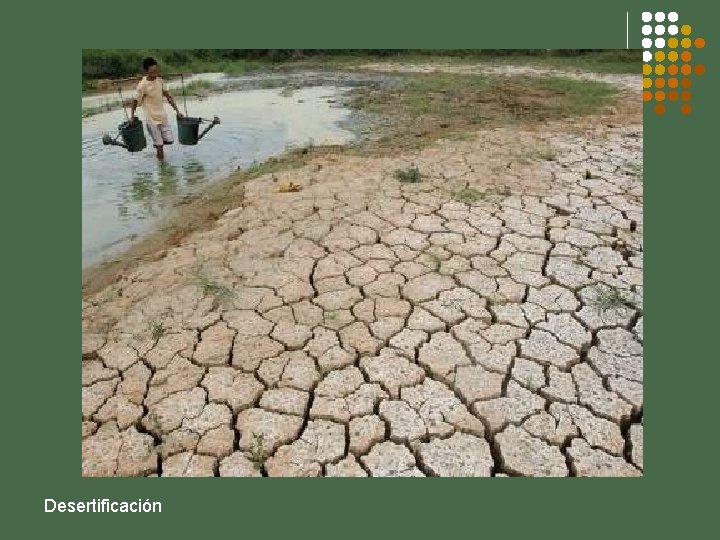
[183,159,205,186]
[123,160,205,219]
[82,85,355,267]
[157,161,180,196]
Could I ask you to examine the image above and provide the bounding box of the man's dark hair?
[142,57,158,71]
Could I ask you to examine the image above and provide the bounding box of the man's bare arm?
[163,90,184,117]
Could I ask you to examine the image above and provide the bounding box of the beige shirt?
[136,76,168,125]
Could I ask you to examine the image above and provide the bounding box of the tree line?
[82,49,632,80]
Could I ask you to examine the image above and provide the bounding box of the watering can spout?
[197,116,221,142]
[102,134,128,150]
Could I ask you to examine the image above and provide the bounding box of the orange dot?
[668,90,679,101]
[681,38,692,48]
[681,24,692,35]
[681,104,692,115]
[655,91,665,101]
[668,64,679,75]
[668,37,679,48]
[654,103,665,115]
[695,64,705,75]
[681,51,692,62]
[681,64,692,75]
[668,51,679,62]
[643,78,652,89]
[642,90,652,102]
[668,78,679,88]
[642,64,652,75]
[682,91,692,101]
[682,78,692,88]
[695,38,705,48]
[655,78,665,88]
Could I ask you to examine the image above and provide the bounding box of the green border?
[4,0,718,536]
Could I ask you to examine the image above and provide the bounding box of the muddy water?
[82,85,356,268]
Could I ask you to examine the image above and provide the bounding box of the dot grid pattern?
[642,12,706,115]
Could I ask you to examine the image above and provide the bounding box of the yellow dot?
[668,37,678,48]
[654,64,666,75]
[655,51,665,62]
[681,24,692,35]
[668,51,679,62]
[643,78,652,88]
[681,38,691,48]
[642,64,652,75]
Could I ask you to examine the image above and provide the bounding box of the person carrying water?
[128,57,184,160]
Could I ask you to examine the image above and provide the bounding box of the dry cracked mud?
[82,65,643,477]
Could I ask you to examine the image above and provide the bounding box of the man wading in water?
[128,57,184,160]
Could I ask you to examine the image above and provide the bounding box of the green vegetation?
[452,186,511,204]
[350,72,616,153]
[147,319,165,340]
[590,286,630,312]
[249,433,267,469]
[482,50,640,74]
[452,188,484,203]
[192,265,236,303]
[394,166,422,183]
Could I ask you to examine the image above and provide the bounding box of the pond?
[82,84,356,268]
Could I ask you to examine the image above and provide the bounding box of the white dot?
[642,38,652,48]
[642,25,652,35]
[655,12,665,22]
[668,12,678,22]
[655,25,665,35]
[668,25,678,35]
[655,37,665,48]
[642,12,652,22]
[643,51,652,62]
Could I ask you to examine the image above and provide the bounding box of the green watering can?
[102,117,147,152]
[176,73,220,145]
[177,115,221,145]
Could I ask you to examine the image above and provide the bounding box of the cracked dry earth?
[82,93,643,477]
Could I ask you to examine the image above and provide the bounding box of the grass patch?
[488,50,640,74]
[452,188,484,203]
[249,433,267,470]
[192,265,235,303]
[452,186,511,204]
[394,166,422,183]
[147,319,165,340]
[590,286,630,312]
[350,72,617,152]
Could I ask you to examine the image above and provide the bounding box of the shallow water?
[82,85,355,268]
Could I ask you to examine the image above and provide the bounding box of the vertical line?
[626,12,629,49]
